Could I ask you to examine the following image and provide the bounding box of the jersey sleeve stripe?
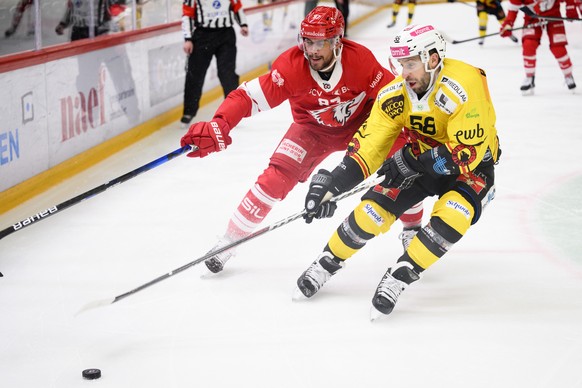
[242,78,272,113]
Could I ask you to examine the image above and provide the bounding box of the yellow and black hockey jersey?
[348,58,499,179]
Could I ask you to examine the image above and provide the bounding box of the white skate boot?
[370,261,420,321]
[520,76,535,96]
[293,252,345,300]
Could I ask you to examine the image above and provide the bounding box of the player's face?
[302,38,335,71]
[398,56,430,94]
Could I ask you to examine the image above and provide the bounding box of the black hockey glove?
[378,145,423,190]
[304,169,340,224]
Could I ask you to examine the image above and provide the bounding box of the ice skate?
[509,34,518,43]
[520,76,535,96]
[201,238,236,276]
[387,21,396,28]
[293,252,344,300]
[399,226,420,252]
[565,74,576,91]
[370,262,420,320]
[478,38,484,46]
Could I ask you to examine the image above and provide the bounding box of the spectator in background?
[180,0,249,127]
[4,0,34,38]
[55,0,112,41]
[387,0,416,28]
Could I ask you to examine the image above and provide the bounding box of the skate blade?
[521,89,535,97]
[369,306,386,322]
[292,287,309,301]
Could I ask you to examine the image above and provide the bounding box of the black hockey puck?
[82,368,101,380]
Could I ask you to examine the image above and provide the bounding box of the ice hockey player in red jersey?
[180,6,423,274]
[500,0,578,94]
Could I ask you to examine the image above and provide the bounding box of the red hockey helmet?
[300,6,345,40]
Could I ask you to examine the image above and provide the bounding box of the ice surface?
[1,4,582,388]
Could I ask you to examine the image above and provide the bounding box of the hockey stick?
[76,175,384,315]
[0,145,192,241]
[448,0,477,9]
[451,21,546,44]
[520,5,582,22]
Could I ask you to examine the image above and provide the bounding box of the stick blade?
[75,297,115,316]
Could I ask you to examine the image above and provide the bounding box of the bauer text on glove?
[180,118,232,158]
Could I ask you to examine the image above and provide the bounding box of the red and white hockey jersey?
[213,39,394,136]
[506,0,573,18]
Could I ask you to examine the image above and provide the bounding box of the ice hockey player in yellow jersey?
[294,24,501,320]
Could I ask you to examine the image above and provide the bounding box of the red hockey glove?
[565,4,580,19]
[180,118,232,158]
[500,11,516,37]
[500,21,514,37]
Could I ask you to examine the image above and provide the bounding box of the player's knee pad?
[328,200,397,259]
[353,200,397,236]
[522,36,540,54]
[255,164,298,200]
[432,191,474,236]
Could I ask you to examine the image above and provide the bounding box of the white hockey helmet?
[390,24,446,65]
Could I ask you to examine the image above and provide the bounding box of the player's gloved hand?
[500,10,516,37]
[377,145,423,190]
[500,21,514,37]
[180,118,232,158]
[304,169,339,224]
[565,4,580,19]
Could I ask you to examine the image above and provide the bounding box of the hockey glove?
[180,118,232,158]
[377,145,423,190]
[500,11,516,37]
[304,169,340,224]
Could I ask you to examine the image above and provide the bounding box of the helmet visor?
[388,56,423,76]
[298,35,338,52]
